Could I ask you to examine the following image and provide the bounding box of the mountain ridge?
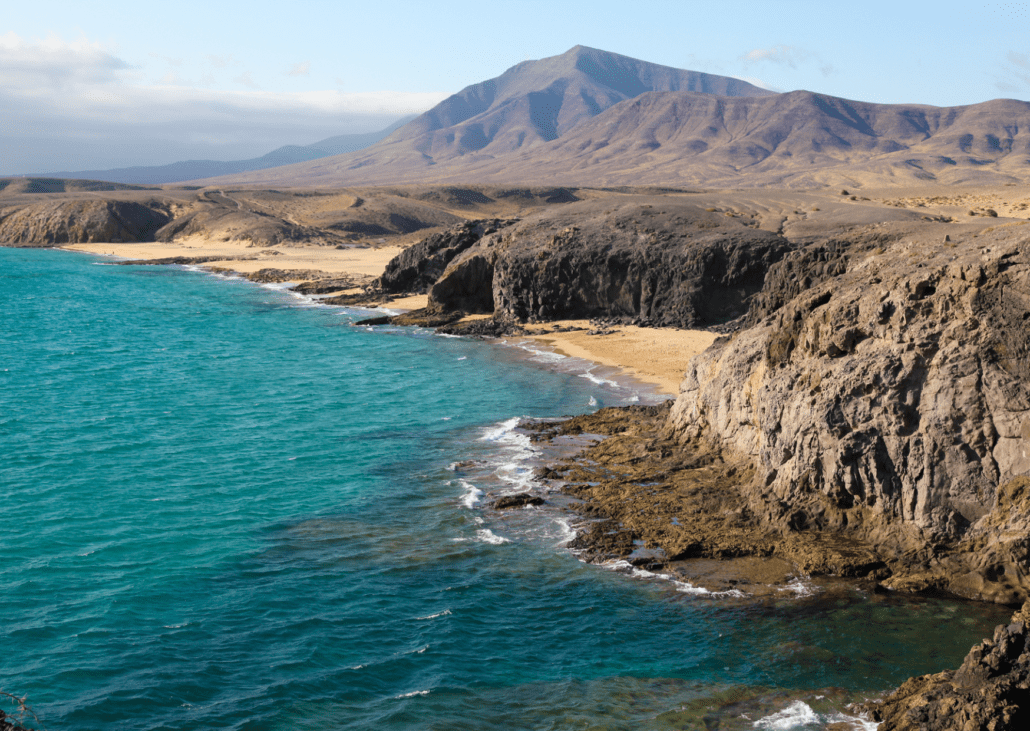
[40,116,417,186]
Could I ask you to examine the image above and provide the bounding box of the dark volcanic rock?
[668,224,1030,603]
[375,218,516,294]
[0,199,171,246]
[428,199,793,327]
[492,494,546,509]
[435,317,526,338]
[864,601,1030,730]
[0,711,31,731]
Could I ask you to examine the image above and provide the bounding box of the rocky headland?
[3,182,1029,724]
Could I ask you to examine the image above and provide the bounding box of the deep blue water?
[0,248,1010,730]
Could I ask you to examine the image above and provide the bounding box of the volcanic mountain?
[212,46,1030,188]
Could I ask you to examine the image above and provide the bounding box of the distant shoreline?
[59,238,717,396]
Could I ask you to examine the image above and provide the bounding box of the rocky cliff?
[424,199,794,328]
[668,222,1030,603]
[0,200,171,246]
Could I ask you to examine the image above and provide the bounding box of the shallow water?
[0,248,1010,730]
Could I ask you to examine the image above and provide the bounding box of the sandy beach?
[60,237,715,395]
[520,321,717,395]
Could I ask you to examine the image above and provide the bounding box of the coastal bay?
[1,245,1013,730]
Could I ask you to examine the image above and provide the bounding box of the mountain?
[206,47,1030,189]
[208,46,775,186]
[384,44,774,159]
[42,116,416,186]
[458,90,1030,187]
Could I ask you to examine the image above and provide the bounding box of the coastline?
[26,234,1020,728]
[60,238,715,396]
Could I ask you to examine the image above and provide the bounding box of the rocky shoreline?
[4,184,1029,726]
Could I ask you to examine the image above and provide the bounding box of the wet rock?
[863,601,1030,730]
[435,317,526,338]
[491,494,546,509]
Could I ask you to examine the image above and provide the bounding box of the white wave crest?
[479,417,521,442]
[396,690,431,698]
[476,529,510,545]
[459,480,483,509]
[416,609,452,620]
[599,560,747,597]
[752,700,878,730]
[578,368,619,388]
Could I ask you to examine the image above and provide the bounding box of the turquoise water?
[0,248,1010,730]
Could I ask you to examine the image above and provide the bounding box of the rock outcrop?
[864,601,1030,729]
[427,199,793,328]
[668,223,1030,602]
[0,200,170,246]
[375,218,515,294]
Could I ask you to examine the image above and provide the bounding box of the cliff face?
[0,200,171,246]
[428,200,793,328]
[375,219,514,294]
[668,224,1030,603]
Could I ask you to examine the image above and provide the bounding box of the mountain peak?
[388,46,775,157]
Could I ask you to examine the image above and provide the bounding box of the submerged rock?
[864,601,1030,729]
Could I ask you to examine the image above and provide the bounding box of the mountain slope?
[206,47,1030,189]
[386,44,774,159]
[210,46,774,186]
[43,116,416,185]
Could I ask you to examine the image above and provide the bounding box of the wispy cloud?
[995,50,1030,94]
[741,45,806,68]
[288,61,311,77]
[0,31,133,88]
[737,76,785,93]
[0,32,447,174]
[741,44,834,76]
[233,71,259,89]
[207,53,234,69]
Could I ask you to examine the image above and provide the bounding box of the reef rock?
[668,223,1030,602]
[0,200,170,246]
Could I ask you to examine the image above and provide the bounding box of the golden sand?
[521,321,717,395]
[62,238,715,395]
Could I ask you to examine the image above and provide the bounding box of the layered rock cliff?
[423,199,793,328]
[668,223,1030,602]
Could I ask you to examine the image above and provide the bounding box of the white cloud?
[742,45,805,68]
[0,31,133,88]
[234,71,259,89]
[741,44,834,77]
[996,51,1030,94]
[0,32,447,174]
[207,53,234,68]
[288,61,311,77]
[737,76,784,93]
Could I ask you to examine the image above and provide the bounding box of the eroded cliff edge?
[669,223,1030,603]
[373,200,1030,605]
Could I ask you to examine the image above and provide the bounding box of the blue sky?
[2,0,1029,174]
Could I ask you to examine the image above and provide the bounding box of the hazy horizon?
[3,0,1029,175]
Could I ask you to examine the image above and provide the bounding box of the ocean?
[0,247,1010,730]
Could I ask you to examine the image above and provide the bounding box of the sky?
[2,0,1029,175]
